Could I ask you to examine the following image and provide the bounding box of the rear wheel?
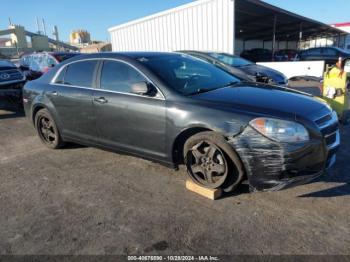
[35,108,65,149]
[184,131,244,192]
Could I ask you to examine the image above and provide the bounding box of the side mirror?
[131,81,152,95]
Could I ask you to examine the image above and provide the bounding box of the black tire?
[184,131,244,192]
[34,108,65,149]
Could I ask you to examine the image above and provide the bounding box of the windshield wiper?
[187,88,216,96]
[221,81,241,88]
[186,81,242,96]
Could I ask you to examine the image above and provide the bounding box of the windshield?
[53,53,80,62]
[138,54,240,96]
[208,53,253,67]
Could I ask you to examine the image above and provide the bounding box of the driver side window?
[100,60,147,94]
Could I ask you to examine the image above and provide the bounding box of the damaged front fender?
[227,126,326,192]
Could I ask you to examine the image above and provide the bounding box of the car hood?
[192,83,328,120]
[239,64,285,81]
[0,66,17,70]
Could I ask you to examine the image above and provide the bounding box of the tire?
[34,108,65,149]
[184,131,244,192]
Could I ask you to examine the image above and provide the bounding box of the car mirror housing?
[131,81,152,96]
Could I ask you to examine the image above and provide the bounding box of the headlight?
[249,118,309,143]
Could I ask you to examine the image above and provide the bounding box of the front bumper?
[227,125,339,192]
[0,80,25,90]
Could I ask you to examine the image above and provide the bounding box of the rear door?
[49,60,98,141]
[93,59,167,159]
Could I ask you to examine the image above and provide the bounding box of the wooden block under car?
[186,179,222,200]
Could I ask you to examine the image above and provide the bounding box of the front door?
[93,60,167,159]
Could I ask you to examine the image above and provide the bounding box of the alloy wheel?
[187,140,228,188]
[38,115,57,145]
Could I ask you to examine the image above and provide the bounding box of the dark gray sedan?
[23,52,339,193]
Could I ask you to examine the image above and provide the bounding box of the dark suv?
[298,47,350,65]
[0,60,26,97]
[23,52,339,193]
[19,52,80,81]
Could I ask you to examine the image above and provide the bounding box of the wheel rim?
[186,141,228,188]
[38,115,57,145]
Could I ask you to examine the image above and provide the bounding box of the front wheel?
[34,108,65,149]
[184,132,244,192]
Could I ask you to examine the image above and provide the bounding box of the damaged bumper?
[228,118,339,192]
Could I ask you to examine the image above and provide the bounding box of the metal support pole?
[272,14,277,61]
[232,0,235,54]
[42,18,47,36]
[298,23,303,50]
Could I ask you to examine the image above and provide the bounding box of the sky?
[1,0,350,42]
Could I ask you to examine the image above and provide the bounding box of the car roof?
[303,46,350,53]
[21,51,80,57]
[65,51,182,61]
[178,50,241,58]
[49,51,80,55]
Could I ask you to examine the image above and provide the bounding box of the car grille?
[315,111,340,168]
[0,69,24,83]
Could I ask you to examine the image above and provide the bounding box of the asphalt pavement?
[0,97,349,255]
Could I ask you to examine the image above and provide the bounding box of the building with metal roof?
[108,0,346,57]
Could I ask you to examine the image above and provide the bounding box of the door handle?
[94,97,108,104]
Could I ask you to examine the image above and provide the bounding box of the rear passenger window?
[63,60,97,87]
[100,61,145,93]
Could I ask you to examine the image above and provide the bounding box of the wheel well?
[172,127,212,165]
[32,105,45,124]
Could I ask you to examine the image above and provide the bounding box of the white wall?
[258,61,325,79]
[109,0,235,54]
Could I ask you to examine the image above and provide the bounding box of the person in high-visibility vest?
[322,57,350,124]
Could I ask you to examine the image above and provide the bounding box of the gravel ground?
[0,94,349,256]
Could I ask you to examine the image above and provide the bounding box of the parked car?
[298,47,350,65]
[179,51,288,86]
[240,48,272,62]
[23,52,339,193]
[0,59,25,92]
[274,49,298,61]
[177,51,255,82]
[19,52,80,81]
